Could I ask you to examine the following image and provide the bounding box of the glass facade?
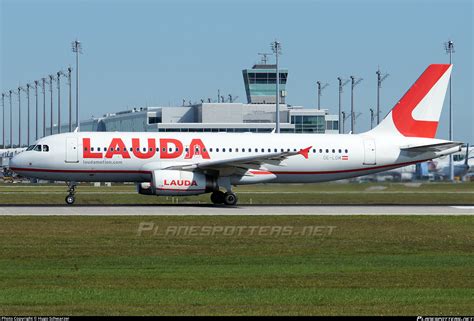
[325,120,339,131]
[245,72,288,84]
[157,127,275,133]
[242,66,288,104]
[291,115,326,133]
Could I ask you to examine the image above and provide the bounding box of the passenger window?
[261,148,264,152]
[338,149,342,153]
[216,148,219,152]
[229,148,232,152]
[223,148,226,152]
[345,149,348,153]
[312,149,316,153]
[332,149,335,153]
[326,149,329,153]
[319,149,322,153]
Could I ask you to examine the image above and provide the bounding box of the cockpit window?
[43,145,49,152]
[34,145,42,152]
[26,145,35,151]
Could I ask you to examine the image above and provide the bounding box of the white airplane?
[10,64,462,205]
[1,147,27,170]
[429,144,472,179]
[375,144,472,181]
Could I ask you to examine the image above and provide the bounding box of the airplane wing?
[400,141,463,153]
[163,146,312,171]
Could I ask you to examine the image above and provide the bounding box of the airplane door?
[65,137,79,163]
[363,139,376,165]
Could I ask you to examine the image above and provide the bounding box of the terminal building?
[52,59,339,134]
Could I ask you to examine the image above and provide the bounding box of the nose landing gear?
[65,182,77,205]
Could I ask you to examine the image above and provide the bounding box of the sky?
[1,0,473,145]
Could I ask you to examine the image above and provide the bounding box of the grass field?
[0,181,473,204]
[0,215,472,315]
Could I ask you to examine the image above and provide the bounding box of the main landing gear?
[210,190,238,206]
[65,182,77,205]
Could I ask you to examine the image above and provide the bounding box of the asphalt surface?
[0,205,473,215]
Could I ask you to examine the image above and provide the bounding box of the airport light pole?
[67,67,72,132]
[40,78,46,137]
[48,75,55,135]
[17,86,23,147]
[57,71,66,134]
[25,84,32,146]
[337,77,350,134]
[1,93,4,148]
[9,90,12,148]
[271,40,282,133]
[350,76,363,134]
[445,40,454,182]
[72,40,82,130]
[34,81,39,140]
[316,81,329,110]
[341,111,346,134]
[376,67,389,124]
[370,108,375,129]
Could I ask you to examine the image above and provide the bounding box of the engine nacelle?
[137,170,217,196]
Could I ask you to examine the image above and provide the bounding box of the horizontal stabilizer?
[400,141,463,153]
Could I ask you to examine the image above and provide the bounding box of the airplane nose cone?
[9,154,20,169]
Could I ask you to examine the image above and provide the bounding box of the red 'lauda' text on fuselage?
[82,138,210,159]
[163,179,198,187]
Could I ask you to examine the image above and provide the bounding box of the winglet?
[299,146,312,159]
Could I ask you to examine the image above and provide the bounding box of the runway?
[0,205,473,216]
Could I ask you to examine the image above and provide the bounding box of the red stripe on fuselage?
[10,159,430,176]
[9,167,152,175]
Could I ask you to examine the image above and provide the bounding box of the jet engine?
[137,170,217,196]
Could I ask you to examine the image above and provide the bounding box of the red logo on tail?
[392,64,450,138]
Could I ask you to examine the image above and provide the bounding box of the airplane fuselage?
[11,131,449,184]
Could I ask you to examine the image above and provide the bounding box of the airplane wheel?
[65,195,75,205]
[211,191,225,204]
[224,192,238,206]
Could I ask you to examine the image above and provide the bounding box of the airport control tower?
[242,59,288,104]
